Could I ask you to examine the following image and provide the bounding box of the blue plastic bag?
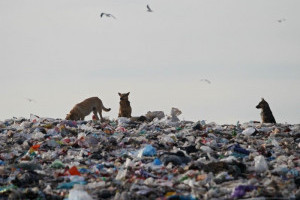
[142,145,157,156]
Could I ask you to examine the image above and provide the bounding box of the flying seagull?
[25,98,36,103]
[277,18,286,23]
[147,5,153,12]
[100,13,116,19]
[200,79,211,84]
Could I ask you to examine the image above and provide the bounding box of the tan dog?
[66,97,111,121]
[118,92,132,118]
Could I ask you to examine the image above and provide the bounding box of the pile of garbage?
[0,109,299,200]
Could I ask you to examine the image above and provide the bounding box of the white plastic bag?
[254,155,268,173]
[242,128,256,136]
[68,188,93,200]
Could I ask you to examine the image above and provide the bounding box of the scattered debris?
[0,110,299,199]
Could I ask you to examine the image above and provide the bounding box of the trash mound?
[0,112,300,200]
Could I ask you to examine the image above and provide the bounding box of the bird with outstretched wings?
[25,98,36,103]
[100,13,116,19]
[200,79,211,84]
[277,18,286,23]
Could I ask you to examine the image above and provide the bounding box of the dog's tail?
[102,104,111,112]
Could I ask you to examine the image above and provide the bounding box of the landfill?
[0,110,300,200]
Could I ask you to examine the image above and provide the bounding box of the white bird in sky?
[25,98,36,103]
[277,18,286,23]
[200,79,211,84]
[100,13,116,19]
[147,5,153,12]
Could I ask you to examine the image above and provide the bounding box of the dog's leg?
[98,109,103,122]
[93,110,99,120]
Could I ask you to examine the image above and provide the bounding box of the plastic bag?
[242,127,256,136]
[153,158,162,165]
[254,155,268,173]
[68,188,93,200]
[170,107,182,122]
[231,185,256,198]
[116,169,127,181]
[142,145,157,157]
[146,111,165,121]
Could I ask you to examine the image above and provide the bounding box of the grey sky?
[1,0,299,124]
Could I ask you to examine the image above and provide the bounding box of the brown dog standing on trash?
[118,92,132,118]
[256,98,276,123]
[66,97,111,121]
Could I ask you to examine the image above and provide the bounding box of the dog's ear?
[261,97,264,101]
[126,92,130,96]
[118,92,121,96]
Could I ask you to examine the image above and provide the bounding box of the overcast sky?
[0,0,299,124]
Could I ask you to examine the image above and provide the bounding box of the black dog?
[256,98,276,123]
